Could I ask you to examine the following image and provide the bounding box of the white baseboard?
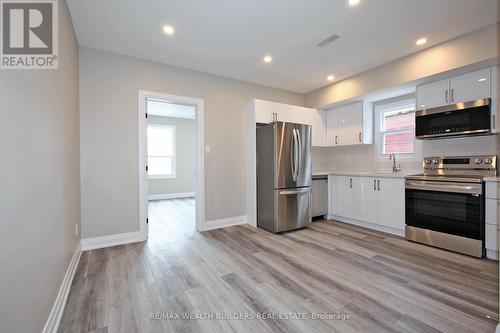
[81,231,146,251]
[327,214,405,237]
[42,242,82,333]
[149,192,195,201]
[199,215,247,231]
[487,249,499,260]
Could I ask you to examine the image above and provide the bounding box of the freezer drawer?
[276,187,312,232]
[312,178,328,217]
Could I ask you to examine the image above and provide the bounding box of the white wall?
[79,47,304,238]
[148,116,196,196]
[0,1,81,332]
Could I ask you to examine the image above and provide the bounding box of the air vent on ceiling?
[317,34,340,48]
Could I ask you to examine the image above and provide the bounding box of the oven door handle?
[405,180,482,196]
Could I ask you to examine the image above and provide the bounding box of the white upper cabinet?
[254,99,275,123]
[273,103,297,123]
[325,101,364,147]
[416,68,492,110]
[291,105,327,146]
[492,66,500,133]
[251,99,327,146]
[252,99,366,148]
[449,68,491,104]
[416,79,450,110]
[326,108,339,146]
[338,102,363,146]
[310,109,327,147]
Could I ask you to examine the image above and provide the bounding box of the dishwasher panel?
[312,177,328,218]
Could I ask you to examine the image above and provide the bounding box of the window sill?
[148,174,176,180]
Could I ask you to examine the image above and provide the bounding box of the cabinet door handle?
[451,88,454,103]
[350,178,352,189]
[272,112,277,122]
[493,115,496,129]
[374,179,377,191]
[445,90,449,104]
[335,135,338,145]
[359,132,362,142]
[377,180,380,191]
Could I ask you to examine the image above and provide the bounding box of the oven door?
[405,180,484,240]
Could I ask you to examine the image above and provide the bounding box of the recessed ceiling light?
[478,78,487,82]
[163,25,175,36]
[416,38,427,46]
[263,55,273,63]
[348,0,361,6]
[327,75,335,81]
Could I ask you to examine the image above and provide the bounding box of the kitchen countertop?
[312,170,419,179]
[484,176,500,182]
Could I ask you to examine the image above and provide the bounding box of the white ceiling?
[147,100,195,119]
[67,0,499,94]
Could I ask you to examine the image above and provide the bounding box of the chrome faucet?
[389,153,401,173]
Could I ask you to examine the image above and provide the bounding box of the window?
[379,102,416,155]
[147,124,175,178]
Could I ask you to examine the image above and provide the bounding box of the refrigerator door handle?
[291,128,297,182]
[296,127,301,181]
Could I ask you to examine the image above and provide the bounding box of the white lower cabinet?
[486,198,499,225]
[355,177,378,224]
[485,224,499,254]
[330,175,356,218]
[485,181,500,258]
[328,175,405,234]
[377,178,405,230]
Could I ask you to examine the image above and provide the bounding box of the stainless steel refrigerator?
[256,121,312,233]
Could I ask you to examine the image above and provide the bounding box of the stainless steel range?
[405,155,497,258]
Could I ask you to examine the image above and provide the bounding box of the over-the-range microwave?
[415,98,491,139]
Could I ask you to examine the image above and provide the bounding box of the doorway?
[138,91,205,240]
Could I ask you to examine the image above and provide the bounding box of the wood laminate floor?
[59,198,499,333]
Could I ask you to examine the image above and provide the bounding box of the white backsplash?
[422,135,500,157]
[311,147,328,172]
[312,135,500,174]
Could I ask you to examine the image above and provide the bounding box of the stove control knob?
[432,159,440,165]
[474,159,483,164]
[484,159,492,164]
[425,159,432,165]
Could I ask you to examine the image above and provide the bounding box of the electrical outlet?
[205,145,211,154]
[75,224,79,237]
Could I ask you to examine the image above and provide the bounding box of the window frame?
[147,123,176,179]
[374,98,417,159]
